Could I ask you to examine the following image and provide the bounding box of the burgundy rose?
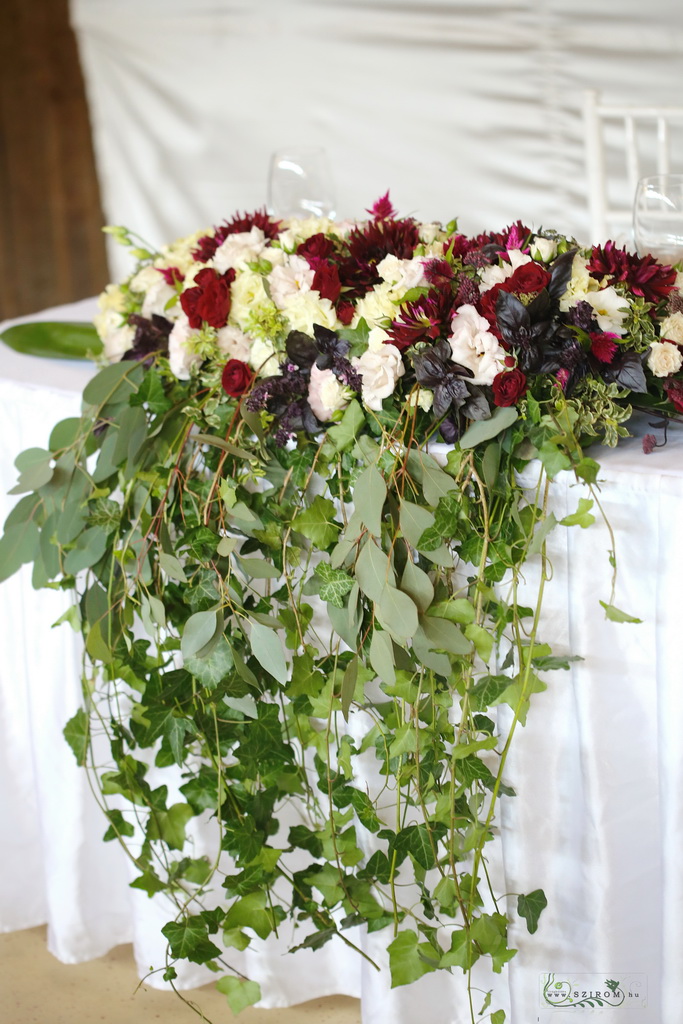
[221,358,253,398]
[297,233,336,262]
[492,368,527,407]
[506,262,551,295]
[180,267,235,329]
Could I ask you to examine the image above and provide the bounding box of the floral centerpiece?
[3,193,682,1022]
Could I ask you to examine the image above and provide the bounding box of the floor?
[0,926,361,1024]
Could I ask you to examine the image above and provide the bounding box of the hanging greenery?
[2,195,680,1022]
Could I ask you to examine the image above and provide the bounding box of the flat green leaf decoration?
[517,889,548,934]
[250,621,288,684]
[0,321,102,360]
[459,406,518,449]
[292,496,340,549]
[353,463,387,537]
[216,976,262,1015]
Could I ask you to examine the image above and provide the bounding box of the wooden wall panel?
[0,0,108,319]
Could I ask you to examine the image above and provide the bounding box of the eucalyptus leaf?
[459,406,518,449]
[353,464,387,537]
[250,621,288,684]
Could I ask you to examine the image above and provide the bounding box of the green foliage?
[0,332,627,1024]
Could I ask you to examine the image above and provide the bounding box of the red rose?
[506,262,551,295]
[180,267,235,329]
[492,368,527,407]
[221,359,253,398]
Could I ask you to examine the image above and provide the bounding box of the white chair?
[583,89,683,244]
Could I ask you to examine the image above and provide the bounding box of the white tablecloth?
[1,303,681,1022]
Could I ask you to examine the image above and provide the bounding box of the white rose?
[168,315,202,380]
[268,255,315,309]
[376,255,427,293]
[307,364,350,421]
[419,223,441,245]
[647,341,683,377]
[659,311,683,345]
[448,304,506,385]
[408,388,434,412]
[93,308,135,363]
[367,326,392,351]
[584,286,629,335]
[352,344,405,411]
[249,337,281,377]
[229,271,270,331]
[216,325,251,362]
[213,227,267,272]
[531,236,558,263]
[283,292,338,334]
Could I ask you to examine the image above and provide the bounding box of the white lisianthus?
[647,341,683,377]
[229,271,270,330]
[283,292,338,334]
[213,227,267,273]
[278,217,334,250]
[531,236,558,263]
[168,315,202,380]
[479,249,532,292]
[351,343,405,411]
[448,304,506,386]
[584,286,629,335]
[129,265,178,320]
[159,229,209,275]
[216,325,252,362]
[307,364,351,421]
[268,255,315,308]
[419,223,441,245]
[97,283,127,314]
[659,311,683,345]
[249,337,281,377]
[559,254,598,311]
[93,308,135,363]
[352,282,397,329]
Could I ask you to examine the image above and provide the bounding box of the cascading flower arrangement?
[3,192,683,1022]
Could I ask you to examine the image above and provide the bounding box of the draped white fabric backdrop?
[71,0,683,281]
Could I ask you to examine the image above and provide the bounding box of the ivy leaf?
[387,930,434,987]
[216,976,262,1015]
[327,399,365,451]
[148,803,194,850]
[161,917,222,964]
[353,464,387,537]
[292,496,340,549]
[517,889,548,934]
[600,602,642,624]
[560,497,595,529]
[314,563,355,607]
[223,891,278,940]
[250,621,288,683]
[63,707,89,766]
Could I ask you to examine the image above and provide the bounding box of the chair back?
[583,89,683,244]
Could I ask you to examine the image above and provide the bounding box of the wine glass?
[267,147,336,220]
[633,173,683,265]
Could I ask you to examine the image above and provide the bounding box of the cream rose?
[647,341,683,377]
[448,304,506,386]
[376,255,427,293]
[283,292,338,335]
[352,344,405,411]
[559,254,597,311]
[531,236,558,263]
[659,311,683,345]
[307,364,350,421]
